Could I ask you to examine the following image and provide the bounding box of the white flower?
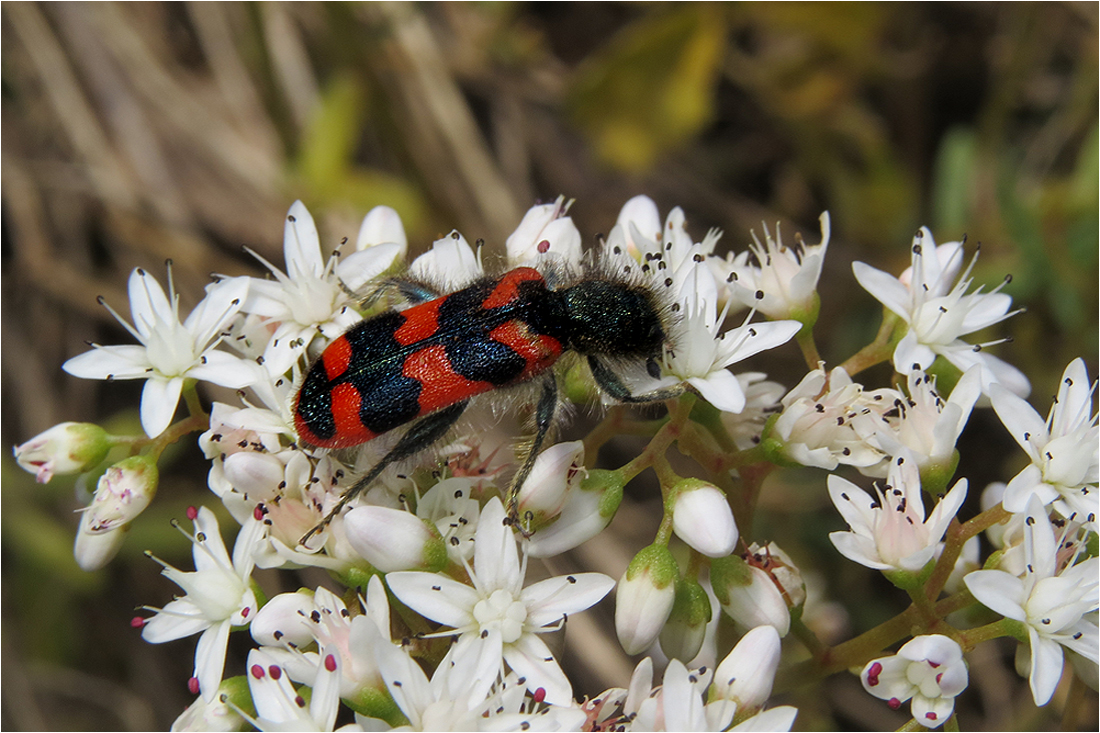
[616,655,797,732]
[251,578,392,701]
[385,497,615,705]
[242,201,402,375]
[243,645,344,732]
[711,553,792,637]
[861,634,968,728]
[63,265,255,437]
[140,507,263,701]
[408,230,484,292]
[828,455,967,574]
[964,496,1099,706]
[665,260,801,414]
[770,366,894,472]
[852,227,1029,397]
[875,367,982,483]
[990,357,1098,526]
[506,196,582,266]
[366,624,587,731]
[725,212,830,322]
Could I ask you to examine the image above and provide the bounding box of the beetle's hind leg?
[299,401,468,547]
[506,377,559,537]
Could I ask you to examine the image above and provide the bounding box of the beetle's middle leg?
[300,400,468,547]
[506,377,559,537]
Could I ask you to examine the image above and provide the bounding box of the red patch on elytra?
[394,299,442,346]
[403,345,493,414]
[481,267,543,309]
[325,383,377,446]
[489,321,562,380]
[322,336,352,380]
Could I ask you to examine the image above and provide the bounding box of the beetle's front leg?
[587,355,685,404]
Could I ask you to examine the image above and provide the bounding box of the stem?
[956,617,1020,649]
[837,310,902,377]
[795,326,822,369]
[924,505,1010,600]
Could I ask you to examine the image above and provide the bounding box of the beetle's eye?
[646,357,662,379]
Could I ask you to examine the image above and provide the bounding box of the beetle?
[294,261,681,545]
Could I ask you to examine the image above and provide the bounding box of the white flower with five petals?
[385,497,615,706]
[828,455,967,574]
[852,227,1029,397]
[964,496,1099,706]
[861,634,968,728]
[242,201,403,375]
[63,265,255,437]
[140,507,264,702]
[990,358,1098,525]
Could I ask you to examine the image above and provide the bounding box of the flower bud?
[711,625,782,719]
[670,479,738,558]
[527,469,623,558]
[344,506,448,572]
[710,555,790,637]
[516,441,585,530]
[84,455,159,534]
[356,205,408,260]
[615,544,679,655]
[14,422,112,483]
[73,511,129,571]
[659,575,712,662]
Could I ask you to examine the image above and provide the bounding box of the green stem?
[795,326,822,369]
[924,505,1010,600]
[837,310,903,377]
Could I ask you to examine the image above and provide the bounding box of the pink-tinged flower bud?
[711,555,790,636]
[615,544,679,655]
[527,469,624,558]
[249,590,317,648]
[14,422,112,483]
[83,455,159,534]
[670,479,738,558]
[356,205,408,261]
[73,511,129,571]
[344,506,448,572]
[711,625,782,719]
[516,441,585,529]
[659,575,712,662]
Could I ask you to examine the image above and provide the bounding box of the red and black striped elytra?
[294,265,679,545]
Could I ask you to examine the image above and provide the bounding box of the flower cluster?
[14,195,1097,731]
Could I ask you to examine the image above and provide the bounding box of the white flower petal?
[522,573,615,628]
[63,345,153,380]
[502,633,572,706]
[385,573,479,629]
[140,376,184,437]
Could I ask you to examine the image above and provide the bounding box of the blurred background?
[2,3,1096,730]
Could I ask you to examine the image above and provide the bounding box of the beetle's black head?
[560,280,666,358]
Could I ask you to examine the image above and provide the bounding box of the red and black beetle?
[294,263,679,544]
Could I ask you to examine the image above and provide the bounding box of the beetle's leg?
[299,400,468,547]
[587,355,684,404]
[507,377,558,537]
